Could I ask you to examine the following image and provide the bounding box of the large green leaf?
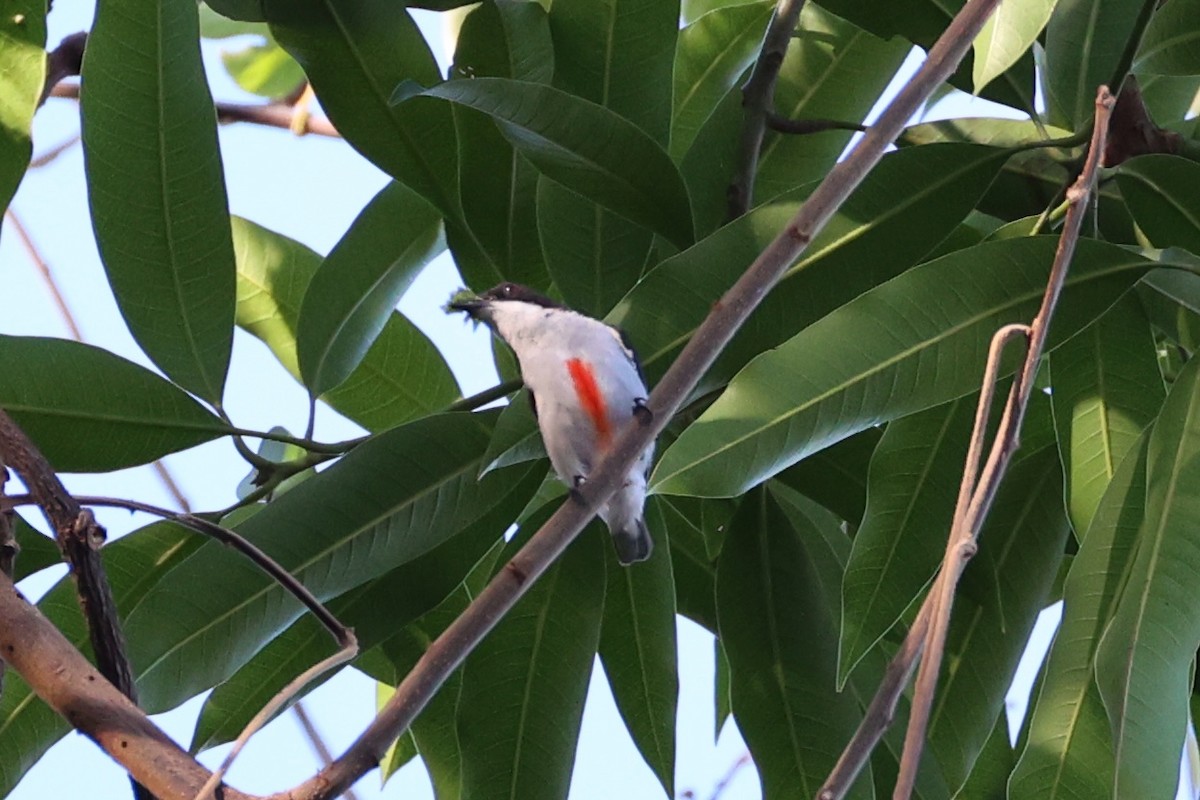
[189,463,538,752]
[409,77,694,249]
[659,495,723,631]
[717,490,870,799]
[902,117,1072,148]
[1134,0,1200,76]
[598,503,678,796]
[1117,154,1200,254]
[0,523,202,797]
[1049,293,1164,536]
[1043,0,1151,131]
[10,516,60,583]
[456,524,606,800]
[652,238,1155,498]
[297,182,444,396]
[926,443,1068,791]
[971,0,1057,93]
[0,336,226,471]
[124,412,518,711]
[81,0,236,402]
[0,0,44,226]
[773,427,881,525]
[266,0,459,217]
[614,143,1007,388]
[448,0,553,291]
[1009,433,1149,800]
[233,217,459,431]
[840,396,978,684]
[1095,355,1200,799]
[672,1,773,161]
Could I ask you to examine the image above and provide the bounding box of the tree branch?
[727,0,807,220]
[892,86,1115,800]
[0,459,15,700]
[274,2,1007,797]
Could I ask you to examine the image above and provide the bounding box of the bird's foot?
[632,397,652,424]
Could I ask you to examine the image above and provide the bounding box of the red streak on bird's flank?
[565,358,612,447]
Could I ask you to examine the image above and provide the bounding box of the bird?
[450,282,655,564]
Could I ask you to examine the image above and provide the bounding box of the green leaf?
[955,713,1017,798]
[0,0,44,225]
[659,495,722,631]
[233,217,459,431]
[1138,267,1200,351]
[0,336,226,471]
[1010,433,1149,800]
[927,443,1069,791]
[0,523,202,797]
[717,489,870,799]
[972,0,1057,93]
[773,427,881,525]
[615,143,1008,388]
[1095,354,1200,799]
[902,117,1072,148]
[410,77,695,248]
[672,1,774,161]
[266,0,459,216]
[188,465,538,752]
[1134,0,1200,76]
[598,504,678,796]
[11,516,59,583]
[1049,293,1164,536]
[81,0,236,402]
[124,412,520,711]
[457,525,606,800]
[478,393,545,477]
[840,396,979,683]
[1043,0,1151,130]
[652,238,1152,498]
[449,0,553,290]
[376,684,419,785]
[297,182,444,396]
[1117,154,1200,254]
[220,39,305,99]
[204,0,266,22]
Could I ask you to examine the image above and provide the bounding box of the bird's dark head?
[447,282,562,323]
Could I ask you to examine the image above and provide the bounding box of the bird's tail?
[611,516,652,565]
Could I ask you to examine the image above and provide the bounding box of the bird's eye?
[503,284,513,295]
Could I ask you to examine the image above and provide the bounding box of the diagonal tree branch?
[275,1,1007,798]
[0,459,14,700]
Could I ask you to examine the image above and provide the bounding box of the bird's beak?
[446,290,489,322]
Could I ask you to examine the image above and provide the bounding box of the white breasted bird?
[450,282,655,564]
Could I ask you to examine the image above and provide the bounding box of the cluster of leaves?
[2,0,1200,797]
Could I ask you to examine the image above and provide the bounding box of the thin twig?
[272,2,1007,798]
[5,210,84,340]
[28,135,82,169]
[709,752,753,800]
[0,494,353,649]
[446,378,523,412]
[49,82,341,138]
[727,0,808,220]
[891,86,1115,800]
[765,113,867,135]
[292,702,362,800]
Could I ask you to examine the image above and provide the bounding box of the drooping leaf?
[124,412,518,712]
[901,117,1072,148]
[81,0,236,402]
[840,395,978,683]
[1048,293,1164,536]
[1117,154,1200,254]
[188,463,539,752]
[1043,0,1151,131]
[297,182,444,396]
[652,238,1153,498]
[456,524,606,800]
[598,504,678,796]
[672,1,774,161]
[448,0,553,290]
[266,0,459,217]
[0,336,227,471]
[1096,355,1200,799]
[1134,0,1200,76]
[232,217,459,431]
[408,77,695,248]
[926,443,1069,791]
[0,523,202,797]
[614,143,1008,389]
[972,0,1057,93]
[0,0,44,226]
[1010,433,1148,800]
[718,489,871,799]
